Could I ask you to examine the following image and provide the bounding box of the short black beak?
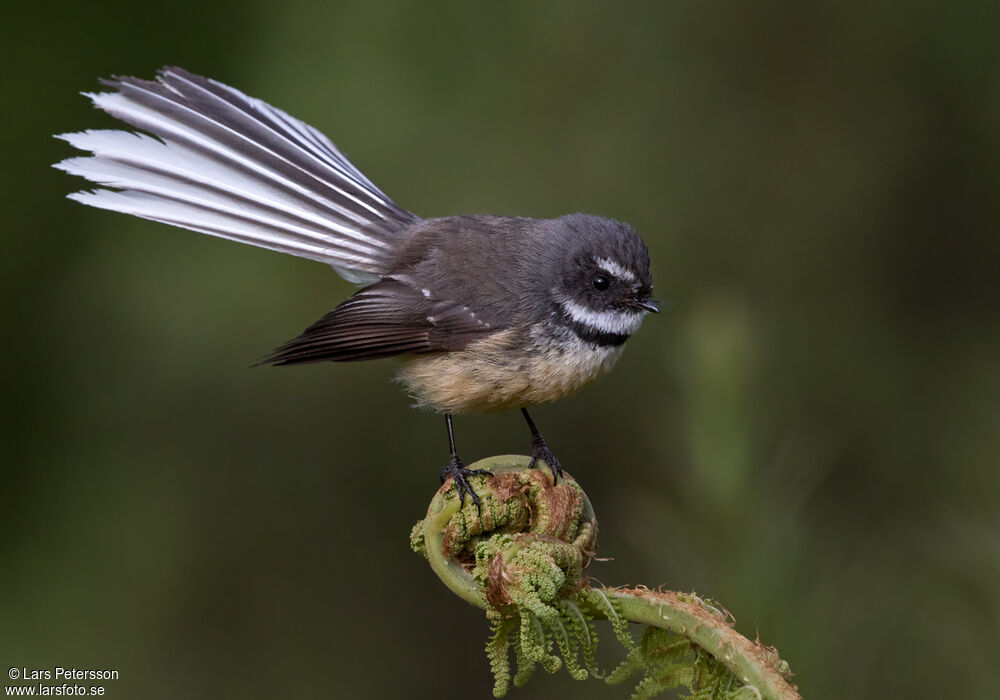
[634,299,659,314]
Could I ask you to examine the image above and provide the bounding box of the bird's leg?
[439,413,491,510]
[521,408,564,482]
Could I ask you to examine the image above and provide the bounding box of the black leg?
[439,413,491,510]
[521,408,564,482]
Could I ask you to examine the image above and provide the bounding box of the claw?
[529,436,564,483]
[440,456,492,513]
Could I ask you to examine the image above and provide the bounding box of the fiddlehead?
[411,456,799,699]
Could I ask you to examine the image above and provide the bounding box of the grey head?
[548,213,657,346]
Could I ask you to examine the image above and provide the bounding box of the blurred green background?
[2,1,998,698]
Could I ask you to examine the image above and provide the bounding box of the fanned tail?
[54,67,417,283]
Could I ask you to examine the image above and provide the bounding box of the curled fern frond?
[411,456,800,700]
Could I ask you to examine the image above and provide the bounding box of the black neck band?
[568,320,629,347]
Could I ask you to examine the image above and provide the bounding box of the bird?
[54,67,658,508]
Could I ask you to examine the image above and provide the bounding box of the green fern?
[411,456,799,699]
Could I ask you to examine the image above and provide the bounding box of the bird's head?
[550,214,657,343]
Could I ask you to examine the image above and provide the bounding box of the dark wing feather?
[106,68,416,234]
[261,278,494,364]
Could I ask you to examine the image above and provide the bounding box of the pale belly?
[396,325,626,413]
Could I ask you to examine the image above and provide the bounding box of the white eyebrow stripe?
[558,297,646,335]
[594,257,637,283]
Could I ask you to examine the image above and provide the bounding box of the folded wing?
[262,278,495,364]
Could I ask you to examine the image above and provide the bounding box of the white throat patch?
[558,296,646,335]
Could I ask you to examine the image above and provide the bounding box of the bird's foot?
[440,455,492,511]
[529,437,564,483]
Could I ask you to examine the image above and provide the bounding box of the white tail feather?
[55,68,417,282]
[55,134,381,258]
[67,189,373,266]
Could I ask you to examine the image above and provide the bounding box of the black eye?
[593,275,610,291]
